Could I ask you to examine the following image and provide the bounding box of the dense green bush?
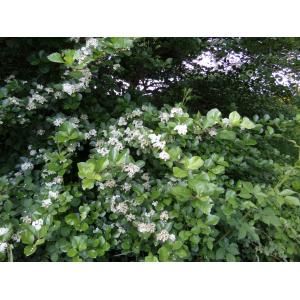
[0,38,300,261]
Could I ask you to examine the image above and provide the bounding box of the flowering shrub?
[0,38,300,261]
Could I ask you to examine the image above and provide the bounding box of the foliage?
[0,37,300,261]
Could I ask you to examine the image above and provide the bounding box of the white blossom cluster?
[123,163,140,178]
[53,117,65,127]
[137,222,156,233]
[26,92,47,111]
[174,124,188,135]
[32,219,44,231]
[156,230,176,242]
[20,162,34,171]
[0,227,9,236]
[84,129,97,140]
[0,242,8,253]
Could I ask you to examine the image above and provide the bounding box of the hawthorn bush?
[0,37,300,261]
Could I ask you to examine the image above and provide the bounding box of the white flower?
[169,234,176,242]
[142,173,150,181]
[85,129,97,140]
[118,117,127,126]
[133,120,143,128]
[115,202,129,214]
[152,201,158,207]
[93,227,100,233]
[30,150,37,156]
[0,227,9,236]
[80,114,88,121]
[159,112,170,123]
[143,181,151,190]
[149,134,166,149]
[170,107,184,117]
[62,83,76,95]
[123,163,140,178]
[131,108,143,117]
[42,199,52,208]
[37,129,45,136]
[30,93,47,104]
[53,176,63,184]
[174,124,188,135]
[105,179,116,188]
[208,128,217,136]
[49,191,59,199]
[0,242,8,253]
[12,233,21,243]
[159,151,170,161]
[97,147,109,156]
[122,182,132,192]
[89,129,97,136]
[153,140,166,150]
[126,214,136,221]
[156,230,176,242]
[137,222,156,233]
[53,117,64,127]
[144,209,155,218]
[148,133,161,144]
[86,38,99,48]
[32,219,44,231]
[222,118,230,127]
[160,211,169,221]
[21,162,34,171]
[21,216,32,224]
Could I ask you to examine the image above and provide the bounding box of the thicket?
[0,37,300,261]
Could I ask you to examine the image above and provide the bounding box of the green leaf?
[176,248,188,259]
[67,248,77,258]
[71,235,88,251]
[82,178,95,190]
[24,245,37,256]
[93,157,109,172]
[217,129,236,140]
[21,230,35,245]
[229,111,241,126]
[170,185,193,202]
[47,52,64,63]
[211,165,225,175]
[184,156,204,170]
[206,215,220,226]
[78,162,95,179]
[204,108,221,128]
[116,149,130,165]
[284,196,300,206]
[65,213,79,226]
[240,117,255,129]
[216,248,225,260]
[158,246,170,261]
[173,167,188,178]
[87,250,98,259]
[188,179,216,196]
[109,147,119,162]
[145,254,159,262]
[279,189,296,196]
